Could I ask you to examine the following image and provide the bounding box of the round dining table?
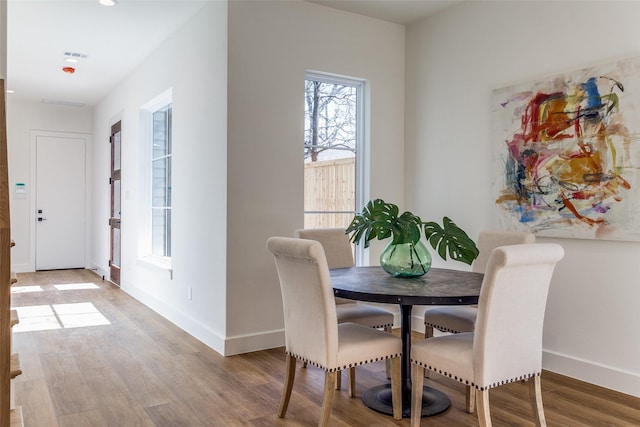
[330,266,483,418]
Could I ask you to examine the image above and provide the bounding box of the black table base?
[362,384,450,418]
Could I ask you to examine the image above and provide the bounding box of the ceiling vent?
[63,52,89,59]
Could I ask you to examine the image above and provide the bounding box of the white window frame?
[304,71,369,265]
[139,88,173,269]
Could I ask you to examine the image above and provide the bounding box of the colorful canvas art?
[492,57,640,241]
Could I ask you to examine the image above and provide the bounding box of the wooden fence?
[304,157,355,229]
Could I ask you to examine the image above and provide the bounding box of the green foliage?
[346,199,479,265]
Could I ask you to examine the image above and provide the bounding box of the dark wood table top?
[330,266,483,306]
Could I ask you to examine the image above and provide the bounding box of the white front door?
[35,135,86,270]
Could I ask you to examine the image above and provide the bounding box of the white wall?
[406,1,640,397]
[226,0,405,354]
[0,0,5,79]
[91,1,228,353]
[6,101,92,271]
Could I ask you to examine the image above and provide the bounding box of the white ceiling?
[6,0,460,108]
[307,0,463,25]
[7,0,209,107]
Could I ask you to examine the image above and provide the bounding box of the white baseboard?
[543,350,640,398]
[122,279,227,356]
[11,263,32,273]
[224,329,285,356]
[88,264,108,281]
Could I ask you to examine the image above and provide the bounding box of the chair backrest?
[295,228,355,305]
[267,236,339,369]
[472,230,536,273]
[473,243,564,388]
[295,228,354,269]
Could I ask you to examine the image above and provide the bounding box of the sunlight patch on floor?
[12,302,111,332]
[11,286,43,294]
[54,283,100,291]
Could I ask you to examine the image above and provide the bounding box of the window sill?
[137,256,173,278]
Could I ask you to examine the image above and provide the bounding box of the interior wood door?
[109,121,121,286]
[35,135,86,270]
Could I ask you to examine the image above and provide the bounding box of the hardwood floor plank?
[46,372,96,417]
[57,410,107,427]
[144,401,205,426]
[14,379,57,427]
[10,270,640,426]
[82,366,156,426]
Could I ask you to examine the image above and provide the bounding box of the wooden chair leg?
[389,357,402,420]
[424,325,434,339]
[278,355,296,418]
[424,325,433,378]
[347,367,356,397]
[384,325,392,379]
[411,363,425,427]
[465,385,475,413]
[529,376,547,426]
[336,369,342,390]
[319,371,337,427]
[476,389,491,427]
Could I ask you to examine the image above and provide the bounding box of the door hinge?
[108,260,112,267]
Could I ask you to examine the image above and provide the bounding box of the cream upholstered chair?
[296,228,395,388]
[423,230,535,412]
[267,237,402,426]
[411,243,564,427]
[295,228,394,330]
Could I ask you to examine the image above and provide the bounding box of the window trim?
[304,71,369,265]
[139,88,173,266]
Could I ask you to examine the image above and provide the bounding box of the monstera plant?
[346,199,479,277]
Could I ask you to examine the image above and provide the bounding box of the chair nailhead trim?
[410,358,540,391]
[424,322,464,334]
[354,323,393,329]
[288,350,402,372]
[372,323,394,329]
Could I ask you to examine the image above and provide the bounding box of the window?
[150,103,172,259]
[304,72,366,262]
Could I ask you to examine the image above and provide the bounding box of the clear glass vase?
[380,240,432,278]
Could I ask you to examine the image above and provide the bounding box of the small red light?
[62,67,76,74]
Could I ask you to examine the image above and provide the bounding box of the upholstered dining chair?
[423,229,535,412]
[296,228,395,388]
[267,237,402,426]
[295,228,395,328]
[411,243,564,427]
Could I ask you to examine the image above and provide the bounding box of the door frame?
[109,121,121,285]
[29,130,92,272]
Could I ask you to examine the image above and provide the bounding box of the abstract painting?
[492,56,640,241]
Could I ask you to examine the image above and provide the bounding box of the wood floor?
[10,269,640,426]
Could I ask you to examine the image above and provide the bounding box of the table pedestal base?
[361,384,450,418]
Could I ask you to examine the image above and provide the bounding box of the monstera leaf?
[423,217,479,265]
[346,199,422,248]
[347,199,478,265]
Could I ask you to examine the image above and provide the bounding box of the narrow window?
[151,103,172,259]
[304,72,366,260]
